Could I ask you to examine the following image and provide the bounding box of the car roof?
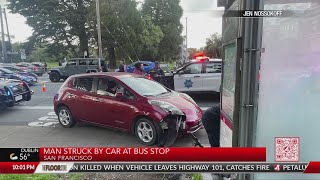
[70,72,143,79]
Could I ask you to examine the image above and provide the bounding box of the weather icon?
[10,153,18,161]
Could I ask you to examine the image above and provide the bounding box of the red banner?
[0,162,39,174]
[304,162,320,173]
[40,147,266,162]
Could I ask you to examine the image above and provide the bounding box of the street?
[0,74,219,147]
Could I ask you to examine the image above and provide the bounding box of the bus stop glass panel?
[255,1,320,179]
[221,43,237,120]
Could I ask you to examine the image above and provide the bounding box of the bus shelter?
[219,0,320,179]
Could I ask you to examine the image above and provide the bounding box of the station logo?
[274,164,281,172]
[42,164,67,172]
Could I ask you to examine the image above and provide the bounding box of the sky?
[0,0,223,49]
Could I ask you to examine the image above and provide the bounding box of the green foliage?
[142,0,183,61]
[7,0,92,57]
[204,33,222,58]
[7,0,185,65]
[192,173,203,180]
[95,0,143,67]
[140,15,164,60]
[0,174,57,180]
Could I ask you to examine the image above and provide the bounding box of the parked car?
[126,61,155,73]
[30,62,46,76]
[0,67,37,85]
[49,58,107,82]
[16,62,45,76]
[54,72,203,146]
[0,65,38,83]
[0,78,33,107]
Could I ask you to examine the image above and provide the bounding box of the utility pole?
[3,8,11,63]
[186,17,188,50]
[96,0,103,59]
[0,6,6,63]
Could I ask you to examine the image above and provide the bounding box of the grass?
[46,61,59,70]
[0,174,83,180]
[192,173,203,180]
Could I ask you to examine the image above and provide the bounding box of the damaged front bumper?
[186,120,203,134]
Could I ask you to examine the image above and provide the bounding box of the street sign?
[20,49,26,60]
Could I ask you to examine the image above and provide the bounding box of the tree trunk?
[77,0,89,57]
[108,47,116,69]
[79,28,89,57]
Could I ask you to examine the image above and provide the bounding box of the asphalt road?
[0,74,219,147]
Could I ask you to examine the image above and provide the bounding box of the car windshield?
[0,68,14,74]
[160,65,169,72]
[121,77,169,97]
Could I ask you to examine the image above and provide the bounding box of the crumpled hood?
[148,92,202,123]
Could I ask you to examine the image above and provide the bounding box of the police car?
[164,56,222,93]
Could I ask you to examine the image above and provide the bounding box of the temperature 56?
[20,153,30,161]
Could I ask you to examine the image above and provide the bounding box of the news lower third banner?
[0,148,320,174]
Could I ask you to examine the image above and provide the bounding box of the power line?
[116,14,140,61]
[101,22,133,62]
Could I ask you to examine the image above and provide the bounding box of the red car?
[53,72,203,146]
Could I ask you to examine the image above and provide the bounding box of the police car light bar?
[195,56,209,61]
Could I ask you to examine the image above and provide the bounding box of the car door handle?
[194,76,201,78]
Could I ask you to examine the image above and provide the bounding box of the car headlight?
[148,100,184,115]
[179,93,197,105]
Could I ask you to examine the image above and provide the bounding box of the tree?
[142,0,183,61]
[140,16,164,60]
[204,33,222,58]
[7,0,92,57]
[94,0,143,68]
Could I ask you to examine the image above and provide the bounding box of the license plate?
[15,95,23,101]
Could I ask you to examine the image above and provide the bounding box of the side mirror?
[115,92,124,98]
[178,71,184,75]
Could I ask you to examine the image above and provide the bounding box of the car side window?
[67,60,77,66]
[79,60,87,66]
[89,60,99,65]
[75,77,94,92]
[183,63,202,74]
[97,78,119,97]
[206,62,222,73]
[124,89,135,100]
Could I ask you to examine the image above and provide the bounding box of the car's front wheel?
[58,106,76,128]
[49,72,60,82]
[135,118,158,146]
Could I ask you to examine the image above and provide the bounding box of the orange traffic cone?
[42,83,47,92]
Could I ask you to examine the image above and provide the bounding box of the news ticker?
[0,162,318,174]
